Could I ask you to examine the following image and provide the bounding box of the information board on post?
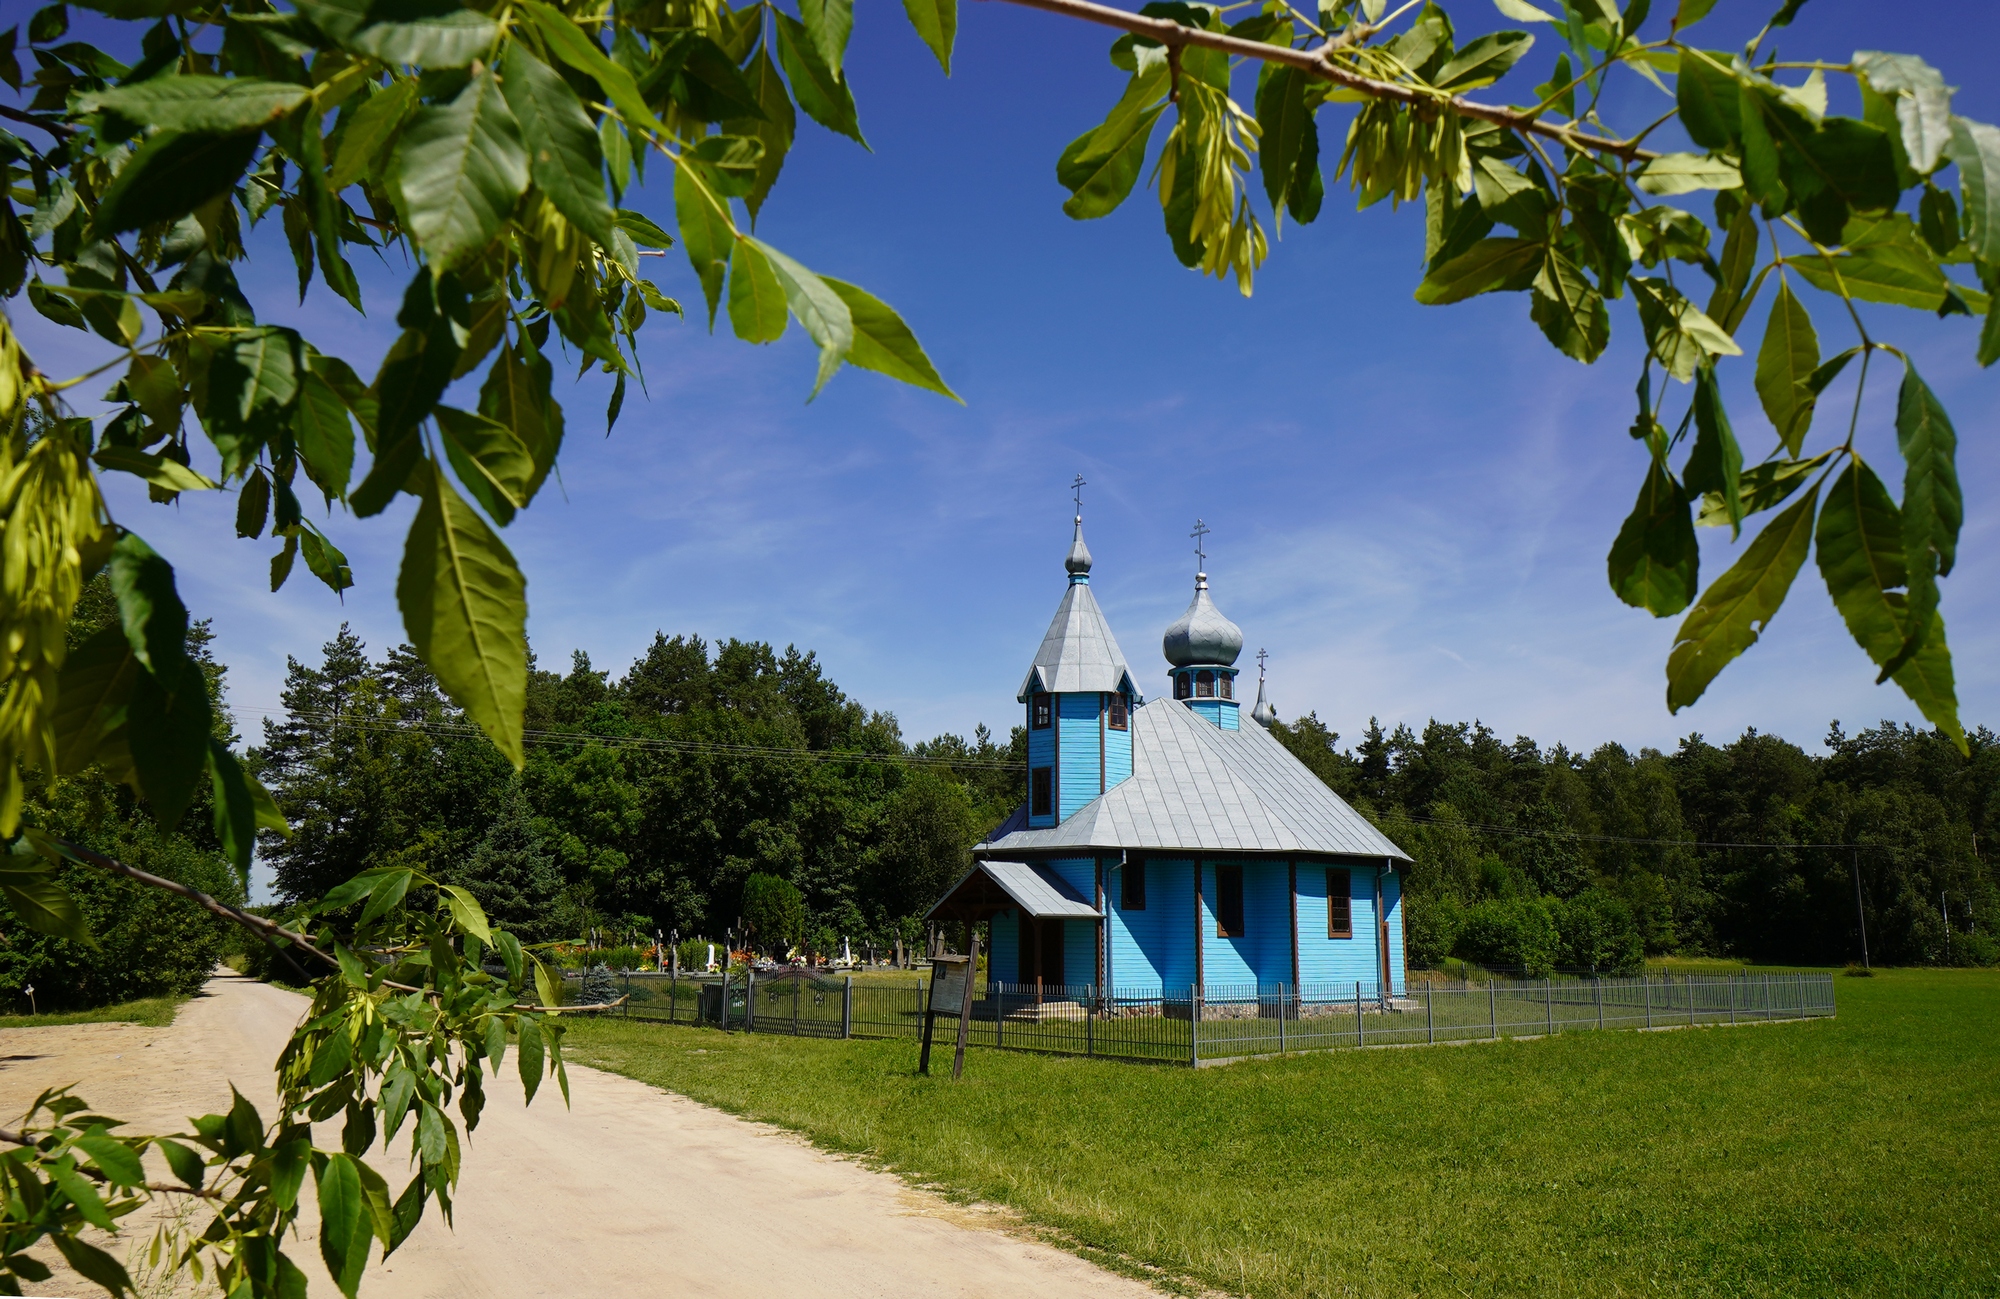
[917,935,981,1078]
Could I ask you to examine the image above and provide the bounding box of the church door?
[1019,918,1066,988]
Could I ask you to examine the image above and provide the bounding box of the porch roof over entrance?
[926,860,1102,923]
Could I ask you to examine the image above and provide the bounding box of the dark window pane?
[1032,692,1052,728]
[1220,674,1233,700]
[1196,671,1215,698]
[1031,767,1052,816]
[1216,865,1244,937]
[1109,693,1128,730]
[1174,674,1191,700]
[1121,859,1146,911]
[1327,868,1352,938]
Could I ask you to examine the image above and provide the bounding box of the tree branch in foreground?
[983,0,1661,160]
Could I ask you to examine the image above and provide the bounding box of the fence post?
[993,981,1003,1047]
[1762,973,1770,1019]
[1425,981,1434,1045]
[842,975,853,1040]
[1190,984,1200,1068]
[1087,984,1095,1057]
[1277,983,1287,1054]
[1545,979,1553,1036]
[1729,975,1737,1026]
[670,965,678,1025]
[624,970,631,1019]
[1644,974,1652,1029]
[718,968,729,1029]
[1689,974,1696,1027]
[792,972,801,1037]
[1594,977,1603,1031]
[1356,980,1364,1048]
[1489,980,1497,1039]
[746,967,756,1032]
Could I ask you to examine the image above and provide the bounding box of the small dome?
[1065,516,1092,576]
[1162,574,1243,667]
[1251,675,1277,727]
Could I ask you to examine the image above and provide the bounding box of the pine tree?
[460,782,562,944]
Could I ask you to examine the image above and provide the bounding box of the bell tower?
[1161,519,1245,729]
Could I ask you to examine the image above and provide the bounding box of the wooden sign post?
[918,933,981,1079]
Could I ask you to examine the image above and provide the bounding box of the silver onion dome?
[1065,515,1093,576]
[1251,674,1277,727]
[1162,573,1243,667]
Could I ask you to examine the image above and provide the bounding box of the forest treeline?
[253,627,2000,974]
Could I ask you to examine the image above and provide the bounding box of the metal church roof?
[926,860,1103,921]
[979,698,1411,860]
[1017,523,1140,702]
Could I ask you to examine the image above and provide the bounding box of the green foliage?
[1456,896,1561,976]
[742,873,806,953]
[455,781,562,946]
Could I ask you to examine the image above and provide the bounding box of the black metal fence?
[563,968,1836,1066]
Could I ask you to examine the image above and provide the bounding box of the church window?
[1121,859,1146,910]
[1031,767,1053,817]
[1215,865,1244,937]
[1032,692,1052,728]
[1219,675,1233,700]
[1327,869,1353,938]
[1196,671,1215,698]
[1109,693,1128,730]
[1174,674,1192,700]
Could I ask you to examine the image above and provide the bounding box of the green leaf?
[441,883,493,943]
[1948,115,2000,265]
[52,625,138,780]
[1635,152,1742,195]
[517,1013,545,1102]
[1697,452,1826,527]
[90,129,260,237]
[1790,242,1981,313]
[1815,457,1962,746]
[271,1138,310,1214]
[901,0,956,72]
[823,277,959,401]
[1255,66,1310,220]
[688,135,767,199]
[1754,280,1818,454]
[294,0,497,68]
[201,326,303,478]
[75,1135,144,1187]
[477,337,563,504]
[1493,0,1557,18]
[1434,30,1533,91]
[774,10,866,148]
[523,0,670,142]
[1684,363,1744,537]
[0,863,91,944]
[396,460,527,767]
[1665,483,1820,712]
[392,68,527,269]
[50,1160,115,1230]
[614,209,674,248]
[1630,276,1742,382]
[331,78,417,190]
[359,869,412,927]
[299,527,353,596]
[129,653,213,831]
[125,354,183,431]
[1675,49,1739,151]
[154,1138,206,1191]
[747,237,855,399]
[1058,77,1166,222]
[1607,454,1697,616]
[316,1152,367,1299]
[81,74,307,132]
[436,405,535,525]
[50,1234,131,1298]
[1896,359,1960,599]
[1852,51,1953,175]
[1413,237,1543,304]
[727,237,787,344]
[800,0,853,79]
[93,446,218,494]
[207,738,257,877]
[1706,195,1761,331]
[500,43,615,250]
[1529,245,1608,362]
[107,531,187,679]
[729,45,795,221]
[674,162,733,328]
[294,371,357,503]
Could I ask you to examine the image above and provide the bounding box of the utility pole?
[1851,848,1870,970]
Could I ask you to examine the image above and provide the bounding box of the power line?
[1383,810,1917,856]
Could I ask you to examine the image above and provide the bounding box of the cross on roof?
[1257,647,1268,679]
[1072,473,1086,514]
[1190,518,1210,571]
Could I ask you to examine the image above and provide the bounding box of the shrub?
[1454,897,1559,978]
[1550,888,1645,974]
[1404,893,1463,968]
[1944,930,1998,967]
[580,963,619,1004]
[741,873,805,954]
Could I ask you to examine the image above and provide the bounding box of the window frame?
[1031,766,1053,817]
[1031,692,1052,729]
[1215,864,1245,938]
[1327,867,1353,939]
[1196,670,1215,699]
[1173,673,1191,700]
[1219,674,1233,700]
[1121,859,1146,911]
[1108,692,1128,730]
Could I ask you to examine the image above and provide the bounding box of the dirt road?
[0,972,1161,1298]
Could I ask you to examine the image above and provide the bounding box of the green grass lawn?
[564,968,1998,1298]
[0,995,186,1029]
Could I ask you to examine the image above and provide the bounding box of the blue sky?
[19,0,2000,765]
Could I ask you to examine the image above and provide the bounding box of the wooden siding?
[989,910,1018,985]
[1027,711,1056,827]
[1044,857,1099,986]
[1108,858,1194,992]
[1105,714,1133,790]
[1384,869,1406,994]
[1198,862,1257,987]
[1183,699,1241,730]
[1295,865,1382,988]
[1057,694,1102,819]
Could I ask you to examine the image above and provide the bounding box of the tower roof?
[1162,574,1244,668]
[1251,648,1277,727]
[1019,516,1138,702]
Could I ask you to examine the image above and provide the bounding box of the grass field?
[564,968,1998,1298]
[0,995,186,1029]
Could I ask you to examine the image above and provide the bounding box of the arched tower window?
[1174,674,1192,701]
[1196,671,1215,698]
[1109,693,1128,730]
[1219,674,1233,700]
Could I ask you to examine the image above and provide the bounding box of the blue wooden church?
[929,509,1412,1001]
